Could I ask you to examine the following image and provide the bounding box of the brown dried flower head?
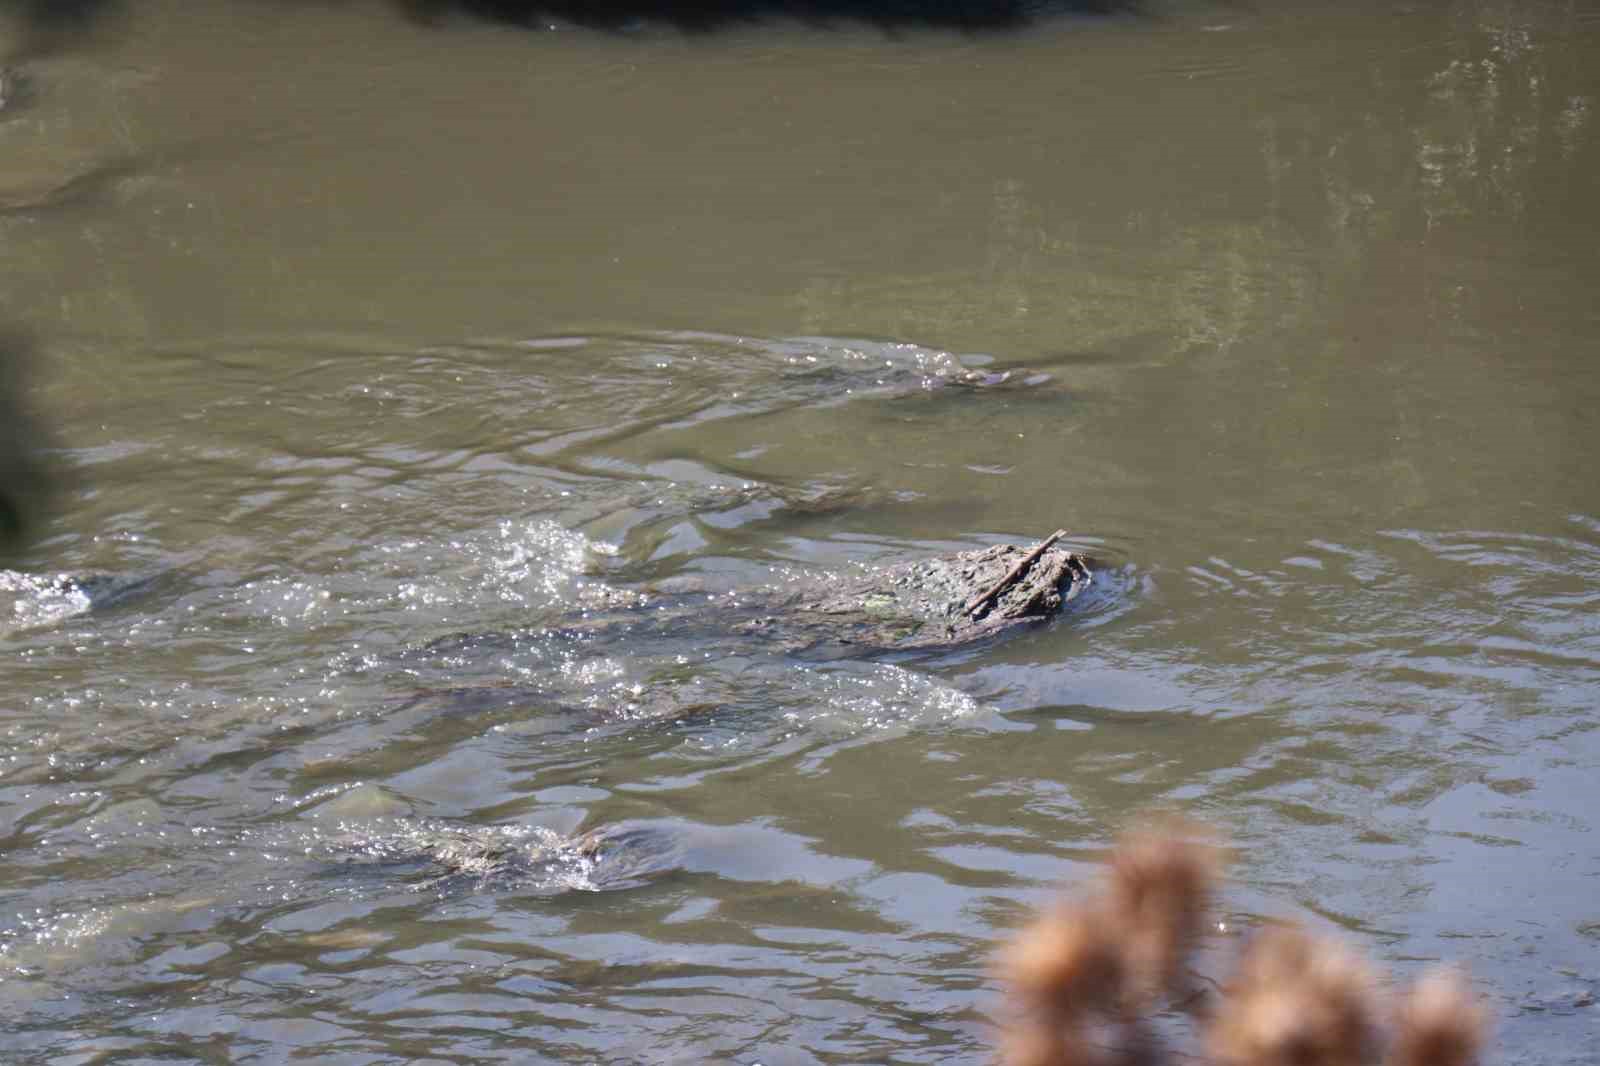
[998,1019,1104,1066]
[1390,970,1486,1066]
[1000,902,1127,1021]
[1104,821,1224,1009]
[996,823,1225,1066]
[1207,923,1381,1066]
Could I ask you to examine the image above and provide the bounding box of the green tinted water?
[2,1,1597,1061]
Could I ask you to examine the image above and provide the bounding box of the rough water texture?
[4,0,1599,1062]
[319,820,682,894]
[337,539,1089,884]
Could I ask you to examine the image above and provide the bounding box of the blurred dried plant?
[997,822,1487,1066]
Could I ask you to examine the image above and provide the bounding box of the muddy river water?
[2,0,1598,1062]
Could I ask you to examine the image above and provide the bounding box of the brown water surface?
[2,1,1598,1062]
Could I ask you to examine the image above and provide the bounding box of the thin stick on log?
[964,528,1069,618]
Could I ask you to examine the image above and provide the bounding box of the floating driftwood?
[964,528,1071,619]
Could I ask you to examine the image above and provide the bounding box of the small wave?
[289,818,681,895]
[0,570,163,635]
[0,570,94,633]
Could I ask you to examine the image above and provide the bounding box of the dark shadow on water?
[6,0,1129,54]
[399,0,1130,30]
[0,330,51,558]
